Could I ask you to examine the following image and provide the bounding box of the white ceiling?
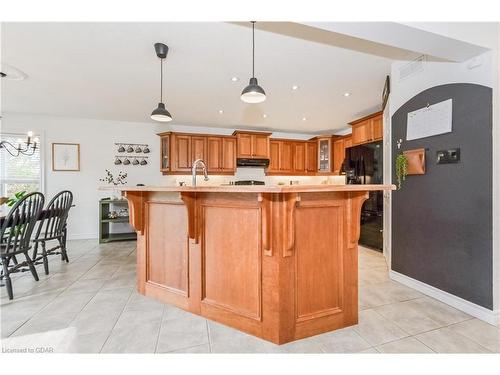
[1,22,392,133]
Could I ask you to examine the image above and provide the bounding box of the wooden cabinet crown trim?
[348,110,383,126]
[232,130,273,136]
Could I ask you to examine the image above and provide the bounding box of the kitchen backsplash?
[159,167,346,186]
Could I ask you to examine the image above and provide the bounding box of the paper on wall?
[406,99,452,140]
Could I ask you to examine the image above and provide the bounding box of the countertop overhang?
[99,184,395,193]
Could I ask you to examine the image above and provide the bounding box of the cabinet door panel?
[192,136,207,164]
[268,141,280,173]
[318,138,332,173]
[306,142,317,173]
[207,137,222,172]
[352,120,373,145]
[293,142,306,173]
[222,138,236,172]
[280,142,293,173]
[372,116,383,140]
[333,139,345,175]
[160,135,170,172]
[253,135,269,158]
[237,134,253,158]
[173,135,192,171]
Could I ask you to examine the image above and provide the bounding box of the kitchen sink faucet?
[191,159,209,187]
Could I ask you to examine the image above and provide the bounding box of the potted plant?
[395,153,408,190]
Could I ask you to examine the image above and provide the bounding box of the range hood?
[236,158,270,168]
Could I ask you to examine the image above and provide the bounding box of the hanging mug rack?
[114,155,148,166]
[115,143,150,154]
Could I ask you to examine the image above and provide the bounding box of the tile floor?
[1,240,499,353]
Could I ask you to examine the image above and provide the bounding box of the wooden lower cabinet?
[127,190,369,344]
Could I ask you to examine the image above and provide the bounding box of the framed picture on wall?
[52,143,80,171]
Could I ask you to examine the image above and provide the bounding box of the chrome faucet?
[191,159,209,187]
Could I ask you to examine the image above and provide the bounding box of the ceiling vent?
[0,63,28,80]
[398,55,426,81]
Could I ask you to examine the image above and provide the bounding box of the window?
[0,133,42,198]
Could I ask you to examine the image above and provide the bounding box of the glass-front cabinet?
[317,136,332,173]
[159,132,170,173]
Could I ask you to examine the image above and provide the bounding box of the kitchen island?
[108,184,394,344]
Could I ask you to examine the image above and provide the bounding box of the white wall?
[2,112,334,240]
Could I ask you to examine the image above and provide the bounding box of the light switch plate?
[436,148,460,164]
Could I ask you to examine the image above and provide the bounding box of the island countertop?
[100,184,395,193]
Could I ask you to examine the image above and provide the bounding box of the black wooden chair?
[32,191,73,275]
[0,192,45,300]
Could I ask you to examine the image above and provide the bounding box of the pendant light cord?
[160,58,163,102]
[252,21,255,78]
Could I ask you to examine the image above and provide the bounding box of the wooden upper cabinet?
[191,136,207,162]
[236,133,253,158]
[162,133,236,175]
[266,140,294,174]
[344,136,352,149]
[253,134,270,158]
[316,136,333,173]
[351,120,372,145]
[172,134,192,172]
[206,136,236,174]
[333,138,345,175]
[221,137,236,173]
[207,137,222,172]
[293,142,306,173]
[267,140,317,175]
[280,142,293,173]
[233,131,271,159]
[372,115,383,141]
[349,111,383,146]
[158,132,171,172]
[268,141,280,173]
[305,141,317,173]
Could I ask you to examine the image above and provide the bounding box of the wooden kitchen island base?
[120,185,393,344]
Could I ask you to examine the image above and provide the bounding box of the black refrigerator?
[344,141,383,251]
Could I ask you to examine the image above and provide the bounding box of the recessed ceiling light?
[231,77,239,82]
[302,117,307,121]
[263,114,267,118]
[292,85,299,91]
[343,92,351,97]
[218,110,224,114]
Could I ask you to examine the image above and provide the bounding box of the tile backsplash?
[160,167,345,186]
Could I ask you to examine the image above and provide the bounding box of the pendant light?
[151,42,173,122]
[241,21,266,104]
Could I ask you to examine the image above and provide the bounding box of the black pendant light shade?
[151,42,173,122]
[241,21,266,104]
[151,102,172,122]
[241,77,266,104]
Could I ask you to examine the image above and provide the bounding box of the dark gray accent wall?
[391,83,493,309]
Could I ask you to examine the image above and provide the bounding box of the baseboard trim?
[389,270,500,326]
[67,233,97,240]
